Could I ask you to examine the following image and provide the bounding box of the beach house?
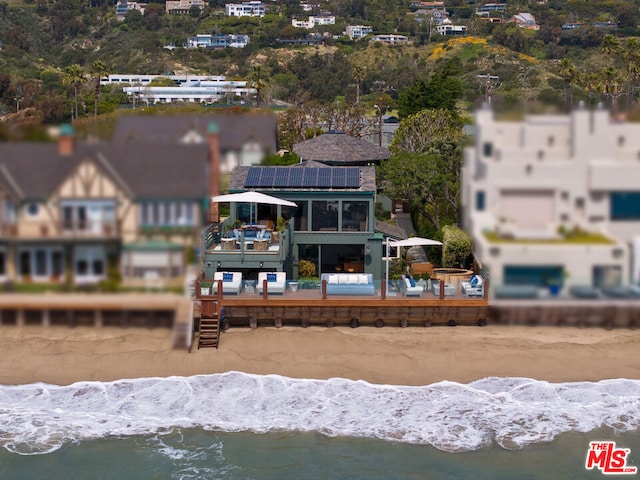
[0,125,212,288]
[461,105,640,295]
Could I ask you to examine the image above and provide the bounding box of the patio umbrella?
[385,237,443,287]
[211,191,297,225]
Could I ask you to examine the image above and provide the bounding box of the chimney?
[58,123,75,155]
[207,122,220,223]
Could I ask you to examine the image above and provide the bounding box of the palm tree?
[90,60,110,116]
[351,64,366,105]
[557,59,577,110]
[622,38,640,109]
[248,64,270,107]
[600,66,625,113]
[63,64,86,122]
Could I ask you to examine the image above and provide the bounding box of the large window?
[62,201,115,233]
[476,191,485,211]
[140,201,195,226]
[17,247,64,279]
[312,201,338,231]
[610,192,640,220]
[342,201,368,232]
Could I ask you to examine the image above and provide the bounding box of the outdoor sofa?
[257,271,287,294]
[212,271,243,295]
[321,273,376,296]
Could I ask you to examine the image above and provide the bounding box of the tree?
[380,109,464,231]
[90,60,110,116]
[396,58,463,118]
[557,58,577,109]
[249,64,271,107]
[63,64,86,122]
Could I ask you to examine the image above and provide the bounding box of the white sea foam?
[0,373,639,455]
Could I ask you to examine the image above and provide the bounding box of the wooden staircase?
[198,299,220,349]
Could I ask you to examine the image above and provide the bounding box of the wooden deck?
[198,282,490,329]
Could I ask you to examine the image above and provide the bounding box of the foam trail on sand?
[0,372,639,455]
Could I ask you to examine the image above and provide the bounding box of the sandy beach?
[1,325,639,386]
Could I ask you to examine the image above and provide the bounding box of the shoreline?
[1,325,639,386]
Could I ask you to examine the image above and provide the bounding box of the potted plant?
[272,216,288,243]
[200,280,213,296]
[547,270,568,296]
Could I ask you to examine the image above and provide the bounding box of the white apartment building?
[345,25,372,40]
[225,1,265,17]
[292,13,335,29]
[436,23,467,35]
[121,78,255,104]
[462,106,640,293]
[187,34,249,48]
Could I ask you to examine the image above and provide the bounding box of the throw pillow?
[358,274,369,285]
[267,273,277,283]
[347,275,358,284]
[328,274,338,284]
[409,279,416,288]
[223,272,233,282]
[470,275,479,286]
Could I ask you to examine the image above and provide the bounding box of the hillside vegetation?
[1,0,640,136]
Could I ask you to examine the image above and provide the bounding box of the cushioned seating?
[461,275,484,297]
[321,273,375,295]
[212,271,243,295]
[494,285,539,299]
[403,274,423,296]
[257,271,287,294]
[600,285,634,299]
[569,285,600,299]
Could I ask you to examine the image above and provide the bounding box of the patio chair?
[461,275,484,297]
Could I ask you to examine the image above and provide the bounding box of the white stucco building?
[292,13,336,29]
[345,25,372,40]
[462,105,640,294]
[225,1,265,17]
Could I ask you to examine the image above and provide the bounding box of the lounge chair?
[402,274,423,296]
[212,271,243,295]
[257,271,286,294]
[461,275,484,297]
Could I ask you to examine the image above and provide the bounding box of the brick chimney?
[58,123,75,155]
[207,121,220,223]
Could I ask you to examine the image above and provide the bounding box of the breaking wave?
[1,372,639,455]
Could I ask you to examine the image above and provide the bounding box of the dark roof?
[229,165,377,193]
[0,142,209,201]
[111,113,277,153]
[293,132,390,165]
[374,220,407,240]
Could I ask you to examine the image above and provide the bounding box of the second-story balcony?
[60,220,119,238]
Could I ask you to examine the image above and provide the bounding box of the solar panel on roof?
[245,167,261,187]
[260,169,275,187]
[289,168,304,187]
[274,168,290,187]
[302,168,317,188]
[346,168,360,188]
[318,168,332,187]
[332,169,346,188]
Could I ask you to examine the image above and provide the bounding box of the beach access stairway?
[197,296,220,349]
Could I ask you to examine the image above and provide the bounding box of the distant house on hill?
[370,34,409,45]
[166,0,203,14]
[111,113,277,173]
[511,12,539,30]
[115,0,146,20]
[345,25,373,40]
[187,34,249,49]
[292,13,336,29]
[225,1,265,17]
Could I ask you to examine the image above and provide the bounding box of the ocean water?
[0,372,639,479]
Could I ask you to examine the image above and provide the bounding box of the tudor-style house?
[0,124,214,287]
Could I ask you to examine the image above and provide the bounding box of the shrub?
[441,224,472,268]
[297,259,317,278]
